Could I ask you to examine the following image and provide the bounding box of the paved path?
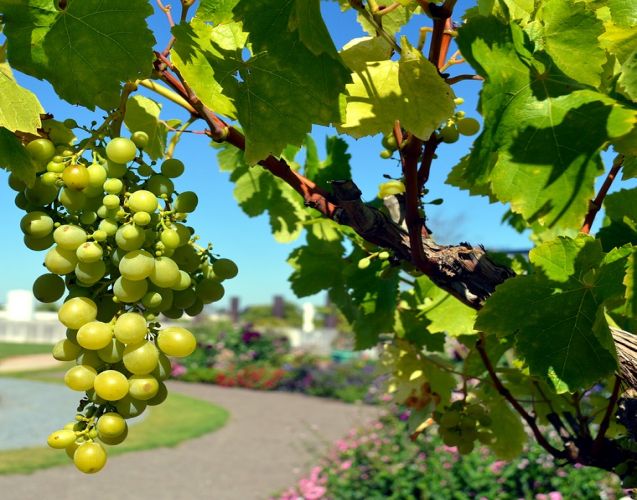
[0,353,63,373]
[0,380,383,500]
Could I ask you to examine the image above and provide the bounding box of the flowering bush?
[274,410,626,500]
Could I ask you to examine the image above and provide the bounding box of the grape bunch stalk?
[9,119,238,473]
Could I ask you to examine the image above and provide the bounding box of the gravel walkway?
[0,380,383,500]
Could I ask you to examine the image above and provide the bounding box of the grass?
[0,383,229,475]
[0,342,54,360]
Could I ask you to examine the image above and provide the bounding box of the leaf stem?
[581,154,624,234]
[138,79,196,114]
[446,74,484,85]
[592,376,621,455]
[110,81,138,138]
[165,116,197,159]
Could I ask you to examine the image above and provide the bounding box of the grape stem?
[446,74,484,85]
[580,154,624,234]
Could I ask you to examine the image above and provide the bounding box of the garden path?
[0,379,383,500]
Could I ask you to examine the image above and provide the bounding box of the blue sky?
[0,0,609,308]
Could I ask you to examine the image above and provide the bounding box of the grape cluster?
[437,99,481,144]
[9,122,238,473]
[433,401,494,455]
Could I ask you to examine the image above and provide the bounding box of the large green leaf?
[0,127,36,186]
[618,49,637,102]
[196,0,239,24]
[485,396,526,460]
[123,96,167,160]
[0,0,155,110]
[598,0,637,64]
[604,188,637,224]
[288,233,345,297]
[476,235,625,390]
[303,135,351,192]
[0,49,43,133]
[338,41,455,140]
[625,250,637,319]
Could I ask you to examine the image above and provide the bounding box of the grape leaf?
[599,0,637,64]
[356,4,415,36]
[604,188,637,224]
[485,396,526,460]
[622,155,637,180]
[123,96,167,161]
[529,0,606,87]
[196,0,239,24]
[289,0,339,59]
[453,15,637,231]
[618,49,637,102]
[0,0,155,110]
[303,135,352,192]
[393,306,446,352]
[476,235,623,389]
[0,127,36,186]
[338,40,455,140]
[340,36,393,71]
[625,250,637,319]
[288,233,346,297]
[0,51,43,134]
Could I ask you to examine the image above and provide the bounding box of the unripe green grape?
[93,370,129,401]
[25,178,58,206]
[457,440,474,455]
[128,374,159,400]
[152,353,173,381]
[65,286,92,300]
[113,312,147,344]
[41,171,59,186]
[97,337,125,363]
[456,117,480,136]
[172,245,200,273]
[20,211,54,238]
[142,291,163,309]
[79,210,98,225]
[454,97,464,105]
[123,340,159,375]
[102,194,120,210]
[133,211,151,226]
[175,224,192,245]
[185,298,204,317]
[137,163,154,177]
[163,307,184,319]
[74,442,107,474]
[62,118,78,129]
[146,381,168,406]
[26,138,56,162]
[173,191,198,213]
[98,218,119,236]
[87,163,107,187]
[119,249,155,281]
[97,412,127,439]
[146,175,174,197]
[160,158,185,178]
[47,429,76,449]
[64,364,97,391]
[9,172,27,191]
[196,279,225,303]
[173,288,197,309]
[58,297,97,329]
[66,328,78,343]
[75,260,106,285]
[51,338,82,361]
[378,251,390,260]
[103,159,127,179]
[149,256,180,287]
[54,224,87,250]
[172,270,192,291]
[59,187,86,212]
[477,431,495,444]
[131,131,149,149]
[378,179,405,198]
[45,245,78,274]
[440,411,461,428]
[213,258,238,280]
[381,134,398,150]
[24,233,54,251]
[76,242,103,263]
[15,192,30,210]
[76,350,107,371]
[115,395,147,419]
[115,224,145,251]
[110,247,126,266]
[106,137,137,164]
[62,164,90,190]
[77,321,113,350]
[65,441,80,460]
[92,230,107,242]
[96,205,115,219]
[46,161,65,173]
[128,190,158,213]
[103,178,123,194]
[113,276,148,303]
[33,273,65,302]
[379,149,392,159]
[358,257,371,270]
[157,326,196,357]
[160,229,180,249]
[439,125,459,143]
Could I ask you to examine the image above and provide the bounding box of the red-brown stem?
[401,135,428,264]
[592,376,621,456]
[428,18,454,68]
[417,135,440,188]
[477,334,569,460]
[378,2,401,14]
[581,154,624,234]
[446,74,484,85]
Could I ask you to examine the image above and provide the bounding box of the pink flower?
[548,493,563,500]
[340,460,352,470]
[335,439,349,452]
[535,495,547,500]
[490,460,507,474]
[443,445,458,454]
[170,362,186,377]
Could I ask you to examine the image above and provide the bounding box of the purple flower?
[241,330,262,343]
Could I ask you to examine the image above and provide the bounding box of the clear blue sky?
[0,1,606,308]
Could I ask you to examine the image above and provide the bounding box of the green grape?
[151,352,173,381]
[128,190,158,213]
[113,312,147,344]
[74,442,107,474]
[99,426,128,445]
[103,178,123,194]
[26,138,56,162]
[41,171,59,186]
[440,411,461,428]
[87,163,108,187]
[110,247,126,266]
[157,326,196,357]
[378,251,390,260]
[93,370,129,401]
[149,256,180,287]
[97,337,125,363]
[477,431,495,444]
[54,224,87,250]
[58,297,98,329]
[76,321,113,350]
[113,276,148,303]
[20,211,54,238]
[160,229,180,249]
[8,173,27,191]
[174,191,198,213]
[128,374,159,400]
[439,125,459,143]
[145,381,168,406]
[45,245,78,274]
[24,233,55,251]
[25,178,58,206]
[66,328,78,343]
[173,223,191,246]
[377,180,405,198]
[173,288,197,309]
[160,158,185,178]
[75,260,106,285]
[76,350,107,370]
[357,257,371,270]
[196,278,225,303]
[102,194,120,210]
[382,134,398,150]
[123,340,159,374]
[213,258,238,280]
[59,187,86,212]
[104,159,127,178]
[115,395,147,419]
[163,307,184,319]
[172,245,200,273]
[142,291,162,309]
[47,429,76,449]
[457,440,475,455]
[133,211,151,226]
[456,117,480,136]
[131,131,149,149]
[115,224,145,251]
[63,118,78,129]
[173,270,192,291]
[92,230,107,242]
[185,298,204,317]
[46,161,65,173]
[119,249,155,281]
[98,218,119,236]
[137,163,154,177]
[146,175,174,197]
[76,242,103,263]
[62,164,90,190]
[379,149,392,159]
[32,273,65,302]
[64,364,97,391]
[106,137,137,164]
[15,192,30,210]
[97,412,127,438]
[51,338,82,361]
[79,211,98,225]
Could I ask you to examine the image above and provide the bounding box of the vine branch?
[581,154,624,234]
[593,376,621,455]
